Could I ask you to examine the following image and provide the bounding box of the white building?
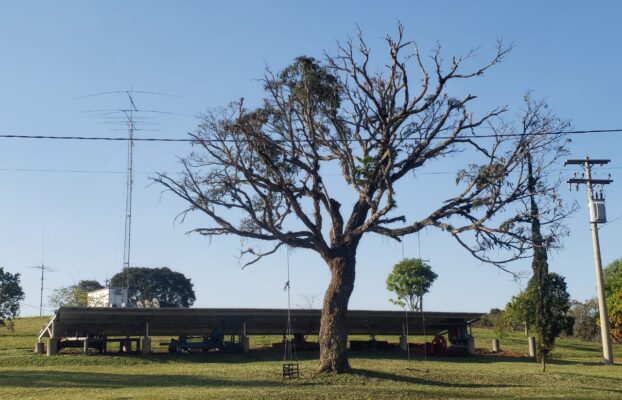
[87,288,128,308]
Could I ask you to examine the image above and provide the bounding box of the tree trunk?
[318,247,356,373]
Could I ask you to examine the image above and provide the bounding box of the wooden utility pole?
[565,157,614,365]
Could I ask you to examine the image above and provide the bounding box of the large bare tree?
[156,26,569,372]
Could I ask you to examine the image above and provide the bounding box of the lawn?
[1,316,621,399]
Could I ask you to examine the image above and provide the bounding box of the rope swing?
[418,231,428,366]
[402,231,430,372]
[282,245,299,379]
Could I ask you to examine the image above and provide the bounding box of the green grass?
[1,317,621,399]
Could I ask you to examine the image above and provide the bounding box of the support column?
[528,336,536,358]
[466,336,475,355]
[47,338,58,356]
[34,341,45,354]
[83,338,90,354]
[492,338,500,353]
[241,322,250,353]
[399,335,408,351]
[141,322,151,354]
[141,337,152,354]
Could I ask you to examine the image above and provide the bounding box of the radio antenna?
[77,89,180,297]
[29,231,55,316]
[121,89,136,290]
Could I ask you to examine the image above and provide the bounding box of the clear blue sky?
[1,1,621,316]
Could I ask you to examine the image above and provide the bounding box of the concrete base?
[492,338,500,353]
[467,336,475,355]
[47,338,58,356]
[528,336,536,357]
[241,336,250,353]
[399,335,408,351]
[34,342,45,354]
[141,337,151,354]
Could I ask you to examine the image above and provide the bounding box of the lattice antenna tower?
[122,90,137,290]
[77,90,180,294]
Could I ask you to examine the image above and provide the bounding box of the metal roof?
[39,307,482,339]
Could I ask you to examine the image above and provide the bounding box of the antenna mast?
[122,90,137,291]
[77,89,179,297]
[30,232,54,316]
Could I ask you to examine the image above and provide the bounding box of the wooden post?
[492,338,500,353]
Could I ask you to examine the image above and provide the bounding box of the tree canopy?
[0,267,25,329]
[604,259,622,342]
[110,267,195,308]
[386,258,437,311]
[155,25,573,372]
[49,280,105,308]
[569,298,599,341]
[504,272,571,337]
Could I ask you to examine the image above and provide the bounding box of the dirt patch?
[475,348,527,358]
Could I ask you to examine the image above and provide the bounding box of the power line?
[1,166,622,176]
[0,134,190,142]
[0,128,621,143]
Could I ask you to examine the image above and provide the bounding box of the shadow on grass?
[350,369,531,389]
[41,349,322,365]
[347,351,535,365]
[27,348,614,370]
[557,343,601,352]
[0,370,291,389]
[348,351,614,368]
[561,371,622,383]
[0,368,532,392]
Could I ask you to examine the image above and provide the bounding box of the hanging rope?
[418,230,428,364]
[282,245,299,378]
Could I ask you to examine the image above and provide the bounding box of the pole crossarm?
[567,178,613,185]
[564,159,610,166]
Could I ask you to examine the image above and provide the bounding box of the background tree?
[569,298,599,341]
[48,280,104,308]
[156,26,571,372]
[504,290,533,334]
[386,258,437,311]
[603,259,622,342]
[110,267,195,308]
[506,94,574,372]
[486,308,508,339]
[0,267,25,330]
[76,280,104,293]
[297,293,319,309]
[504,272,572,340]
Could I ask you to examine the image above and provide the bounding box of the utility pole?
[565,157,614,365]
